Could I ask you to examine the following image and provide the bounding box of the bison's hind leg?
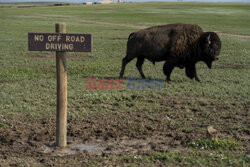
[119,56,134,78]
[163,61,175,82]
[136,57,146,79]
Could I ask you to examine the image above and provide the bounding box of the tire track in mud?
[29,15,147,29]
[26,15,250,39]
[218,32,250,39]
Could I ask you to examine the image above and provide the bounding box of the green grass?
[115,151,250,167]
[187,138,243,150]
[0,2,249,166]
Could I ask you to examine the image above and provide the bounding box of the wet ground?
[0,97,249,166]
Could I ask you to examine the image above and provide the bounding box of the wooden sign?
[28,23,93,148]
[28,33,92,52]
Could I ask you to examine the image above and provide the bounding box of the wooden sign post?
[55,23,67,147]
[28,23,92,147]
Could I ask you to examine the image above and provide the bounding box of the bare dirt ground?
[0,96,249,166]
[219,32,250,39]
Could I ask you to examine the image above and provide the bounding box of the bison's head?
[199,32,221,69]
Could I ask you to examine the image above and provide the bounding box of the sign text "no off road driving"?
[28,33,92,52]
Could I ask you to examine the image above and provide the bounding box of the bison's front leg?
[185,65,201,82]
[163,61,175,82]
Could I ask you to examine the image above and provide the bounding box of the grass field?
[0,2,249,166]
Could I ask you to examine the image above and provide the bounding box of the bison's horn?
[207,34,211,45]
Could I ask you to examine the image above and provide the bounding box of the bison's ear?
[206,33,211,45]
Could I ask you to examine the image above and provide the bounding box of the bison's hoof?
[195,79,201,82]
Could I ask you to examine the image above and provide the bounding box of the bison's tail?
[126,32,136,57]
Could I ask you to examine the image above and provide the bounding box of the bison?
[119,23,221,82]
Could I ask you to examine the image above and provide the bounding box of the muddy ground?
[0,95,249,166]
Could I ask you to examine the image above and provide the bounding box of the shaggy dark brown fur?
[119,23,221,82]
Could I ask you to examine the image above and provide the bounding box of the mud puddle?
[39,143,106,156]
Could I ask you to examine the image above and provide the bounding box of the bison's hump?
[129,23,203,55]
[132,23,203,44]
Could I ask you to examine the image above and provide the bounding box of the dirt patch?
[27,53,91,60]
[218,32,250,39]
[110,37,128,41]
[219,64,250,69]
[0,96,249,166]
[27,15,147,30]
[0,81,13,84]
[0,115,188,166]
